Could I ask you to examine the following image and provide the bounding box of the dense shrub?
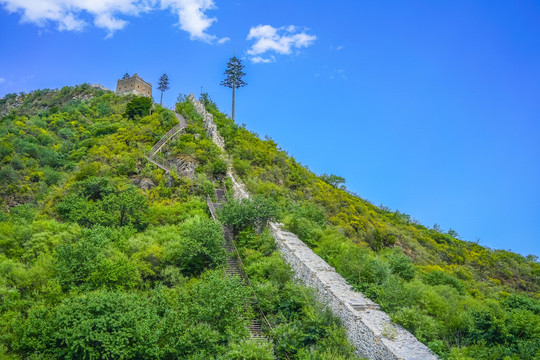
[163,216,226,276]
[57,182,148,230]
[220,195,280,234]
[424,270,466,295]
[124,96,152,120]
[17,291,162,359]
[1,87,538,360]
[388,251,416,281]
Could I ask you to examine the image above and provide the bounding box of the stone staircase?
[249,319,265,340]
[207,190,272,342]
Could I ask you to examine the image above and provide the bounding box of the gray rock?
[170,157,196,179]
[137,178,155,190]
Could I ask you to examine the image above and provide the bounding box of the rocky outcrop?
[89,84,111,92]
[0,96,23,118]
[171,156,196,178]
[132,177,156,190]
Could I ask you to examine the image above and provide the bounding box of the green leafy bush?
[388,251,416,281]
[424,270,466,295]
[124,96,152,120]
[220,195,279,234]
[163,216,226,276]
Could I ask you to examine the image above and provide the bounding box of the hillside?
[0,86,358,360]
[0,85,538,360]
[205,96,540,359]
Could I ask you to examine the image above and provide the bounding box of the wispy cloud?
[0,77,5,83]
[330,69,346,80]
[246,24,316,63]
[315,66,346,80]
[251,55,275,64]
[217,36,230,44]
[1,0,226,41]
[336,45,344,51]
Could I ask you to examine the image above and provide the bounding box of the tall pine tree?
[220,56,247,121]
[157,74,170,106]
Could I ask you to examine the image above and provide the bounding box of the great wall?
[145,95,438,360]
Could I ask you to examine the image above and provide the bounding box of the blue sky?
[1,0,539,257]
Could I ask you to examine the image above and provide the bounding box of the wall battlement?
[189,96,438,360]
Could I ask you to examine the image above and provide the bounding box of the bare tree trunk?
[160,91,163,106]
[232,85,235,121]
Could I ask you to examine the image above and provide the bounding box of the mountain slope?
[0,86,538,360]
[201,94,539,360]
[0,86,360,360]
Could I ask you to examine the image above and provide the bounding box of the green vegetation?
[1,85,538,359]
[204,97,540,360]
[124,96,152,120]
[0,86,360,359]
[219,199,358,359]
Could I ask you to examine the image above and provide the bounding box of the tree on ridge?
[157,74,170,106]
[220,56,247,121]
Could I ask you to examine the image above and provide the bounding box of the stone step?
[249,319,266,340]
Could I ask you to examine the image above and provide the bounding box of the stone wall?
[189,96,437,360]
[188,94,226,150]
[268,222,437,360]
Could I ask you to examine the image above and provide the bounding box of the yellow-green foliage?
[206,98,540,360]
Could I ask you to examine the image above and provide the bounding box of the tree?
[102,186,148,229]
[320,173,346,189]
[157,73,170,106]
[122,72,130,79]
[219,195,279,235]
[220,56,247,121]
[447,228,460,239]
[124,96,152,120]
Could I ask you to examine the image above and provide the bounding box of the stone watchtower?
[116,73,152,98]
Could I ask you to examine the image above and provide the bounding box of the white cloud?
[336,45,344,51]
[0,78,5,83]
[1,0,144,35]
[217,36,230,44]
[161,0,226,43]
[251,55,275,64]
[246,24,316,63]
[1,0,225,41]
